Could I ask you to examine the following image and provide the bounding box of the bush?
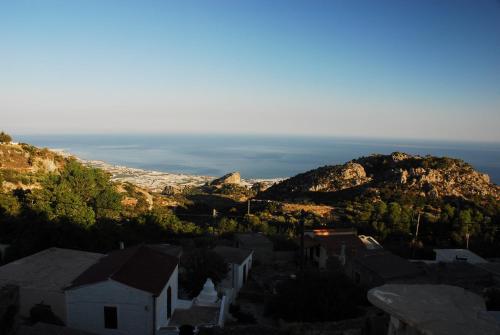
[0,131,12,143]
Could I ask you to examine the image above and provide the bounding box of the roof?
[475,262,500,276]
[0,248,103,292]
[434,249,488,264]
[367,284,500,335]
[234,233,273,247]
[358,235,383,250]
[315,234,367,257]
[147,244,183,258]
[355,252,421,280]
[304,227,357,237]
[67,245,178,296]
[213,246,253,265]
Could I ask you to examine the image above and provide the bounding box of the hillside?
[0,142,155,212]
[261,152,499,202]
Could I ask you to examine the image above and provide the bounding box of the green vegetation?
[0,131,12,143]
[0,158,203,262]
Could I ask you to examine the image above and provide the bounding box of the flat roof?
[434,248,488,264]
[0,248,103,292]
[368,284,500,335]
[213,246,252,265]
[355,252,421,280]
[234,233,273,246]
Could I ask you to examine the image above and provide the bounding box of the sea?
[16,134,500,184]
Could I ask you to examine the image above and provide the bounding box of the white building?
[0,247,103,323]
[65,245,179,335]
[212,246,252,295]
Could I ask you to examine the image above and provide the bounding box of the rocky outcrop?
[262,152,499,201]
[209,171,242,187]
[263,162,371,195]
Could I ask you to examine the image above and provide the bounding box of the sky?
[1,0,499,141]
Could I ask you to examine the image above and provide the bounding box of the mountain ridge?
[261,152,499,202]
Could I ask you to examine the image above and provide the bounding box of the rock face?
[209,171,241,187]
[262,152,500,201]
[262,162,371,194]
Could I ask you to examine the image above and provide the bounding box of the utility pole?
[415,212,421,241]
[412,211,421,259]
[299,219,304,275]
[247,200,251,216]
[212,209,217,234]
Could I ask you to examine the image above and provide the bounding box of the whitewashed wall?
[66,280,154,335]
[19,287,67,322]
[155,265,178,329]
[234,254,252,292]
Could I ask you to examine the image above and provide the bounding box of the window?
[167,286,172,319]
[104,306,118,329]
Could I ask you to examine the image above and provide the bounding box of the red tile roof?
[66,245,178,296]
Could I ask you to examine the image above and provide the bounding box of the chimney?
[119,241,125,250]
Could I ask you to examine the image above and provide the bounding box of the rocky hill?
[261,152,499,202]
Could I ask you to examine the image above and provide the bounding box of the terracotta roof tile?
[67,245,178,296]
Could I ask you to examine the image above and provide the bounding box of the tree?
[180,248,228,297]
[0,131,12,143]
[27,160,122,227]
[217,217,238,234]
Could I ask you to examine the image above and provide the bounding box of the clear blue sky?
[1,0,499,141]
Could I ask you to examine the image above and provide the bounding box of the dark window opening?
[243,264,247,284]
[167,286,172,319]
[104,306,118,329]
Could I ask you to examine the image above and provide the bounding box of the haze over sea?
[17,134,500,184]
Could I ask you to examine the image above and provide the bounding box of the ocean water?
[16,134,500,184]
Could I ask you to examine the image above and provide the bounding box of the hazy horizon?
[2,1,500,141]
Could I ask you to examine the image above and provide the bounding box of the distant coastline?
[21,134,500,185]
[51,148,283,193]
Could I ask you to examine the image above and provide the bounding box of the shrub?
[0,131,12,143]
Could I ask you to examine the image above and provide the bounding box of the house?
[367,284,500,335]
[0,248,103,323]
[434,248,488,264]
[65,245,179,335]
[349,251,422,288]
[212,246,253,296]
[302,228,369,269]
[234,233,273,264]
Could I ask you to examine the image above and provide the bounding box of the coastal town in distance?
[1,1,500,335]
